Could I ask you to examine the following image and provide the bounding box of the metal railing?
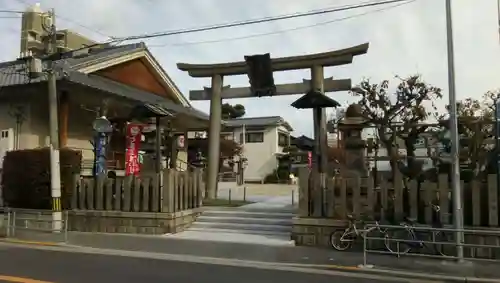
[362,223,500,266]
[1,208,69,243]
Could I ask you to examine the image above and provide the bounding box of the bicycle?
[330,214,387,251]
[384,204,453,256]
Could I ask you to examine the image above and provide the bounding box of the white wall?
[229,125,285,182]
[0,103,37,151]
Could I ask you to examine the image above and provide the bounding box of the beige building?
[20,3,97,57]
[221,116,293,182]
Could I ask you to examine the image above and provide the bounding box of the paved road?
[0,245,411,283]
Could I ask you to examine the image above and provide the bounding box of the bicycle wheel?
[384,229,414,255]
[330,230,353,251]
[434,231,454,256]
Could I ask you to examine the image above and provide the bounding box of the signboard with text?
[125,124,143,176]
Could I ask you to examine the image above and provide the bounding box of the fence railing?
[362,223,500,265]
[71,169,204,213]
[1,209,69,243]
[297,168,500,228]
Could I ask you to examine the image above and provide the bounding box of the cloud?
[1,0,499,136]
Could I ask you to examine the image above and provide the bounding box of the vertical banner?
[93,133,107,176]
[125,124,143,176]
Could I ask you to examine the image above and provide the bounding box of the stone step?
[190,221,292,232]
[185,227,292,237]
[196,215,293,226]
[201,209,294,220]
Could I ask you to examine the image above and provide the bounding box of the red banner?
[125,124,143,176]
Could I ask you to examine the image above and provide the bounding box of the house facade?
[221,116,293,183]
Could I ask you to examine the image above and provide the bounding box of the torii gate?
[177,43,369,199]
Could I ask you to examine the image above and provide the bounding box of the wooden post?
[78,178,86,209]
[133,177,141,212]
[352,175,361,216]
[86,178,95,210]
[122,176,133,211]
[487,175,499,227]
[162,169,175,213]
[192,170,199,208]
[297,167,309,217]
[393,170,404,221]
[179,173,185,210]
[438,174,450,225]
[471,179,481,227]
[104,178,113,210]
[196,169,204,207]
[95,175,104,210]
[141,176,151,212]
[113,178,122,211]
[423,179,436,225]
[340,176,348,219]
[151,174,159,212]
[408,178,418,220]
[70,174,79,209]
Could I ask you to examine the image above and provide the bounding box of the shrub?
[2,147,82,209]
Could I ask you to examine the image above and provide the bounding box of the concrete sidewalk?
[11,232,495,281]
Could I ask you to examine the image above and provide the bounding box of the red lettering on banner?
[125,124,143,176]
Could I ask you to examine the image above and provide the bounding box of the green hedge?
[1,147,82,209]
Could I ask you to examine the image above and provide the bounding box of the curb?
[293,263,500,282]
[0,238,61,247]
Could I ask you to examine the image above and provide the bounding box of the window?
[221,134,233,140]
[239,132,264,143]
[278,133,289,147]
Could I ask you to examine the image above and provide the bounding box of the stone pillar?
[338,104,368,176]
[310,65,328,181]
[206,74,223,199]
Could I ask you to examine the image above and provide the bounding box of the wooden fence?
[298,168,499,228]
[70,169,204,213]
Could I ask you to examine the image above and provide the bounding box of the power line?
[0,10,24,14]
[7,0,412,61]
[113,0,413,43]
[149,0,416,48]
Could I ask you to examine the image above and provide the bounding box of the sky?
[0,0,499,136]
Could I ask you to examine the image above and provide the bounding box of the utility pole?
[445,0,464,262]
[45,8,62,231]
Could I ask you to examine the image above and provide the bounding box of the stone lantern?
[338,103,369,176]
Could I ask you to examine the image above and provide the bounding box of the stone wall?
[291,217,346,248]
[68,209,201,235]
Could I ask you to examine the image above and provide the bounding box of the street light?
[445,0,464,262]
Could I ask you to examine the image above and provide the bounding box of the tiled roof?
[224,116,293,131]
[0,43,209,121]
[0,43,144,88]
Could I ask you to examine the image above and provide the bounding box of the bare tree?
[351,75,442,177]
[438,90,500,180]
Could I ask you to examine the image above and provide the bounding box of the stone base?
[68,209,201,235]
[291,217,347,247]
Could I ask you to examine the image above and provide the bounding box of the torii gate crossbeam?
[177,43,369,200]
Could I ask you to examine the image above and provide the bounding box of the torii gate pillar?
[206,74,223,199]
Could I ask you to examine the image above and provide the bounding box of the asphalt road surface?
[0,245,409,283]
